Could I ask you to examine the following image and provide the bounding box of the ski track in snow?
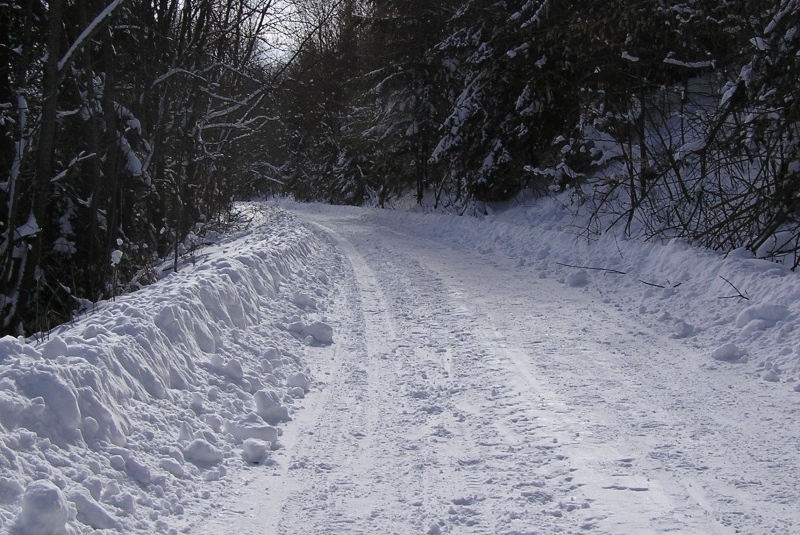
[206,206,800,535]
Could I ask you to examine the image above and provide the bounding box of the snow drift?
[0,206,335,534]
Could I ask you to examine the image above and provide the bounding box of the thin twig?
[639,279,682,289]
[718,275,749,300]
[556,262,627,275]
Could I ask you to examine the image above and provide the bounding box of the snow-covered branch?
[57,0,130,76]
[151,68,211,87]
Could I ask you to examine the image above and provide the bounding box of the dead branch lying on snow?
[718,275,749,301]
[555,262,627,275]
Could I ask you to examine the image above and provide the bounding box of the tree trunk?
[0,3,13,176]
[15,0,64,333]
[102,30,121,286]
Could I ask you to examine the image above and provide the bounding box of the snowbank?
[0,206,336,534]
[433,198,799,381]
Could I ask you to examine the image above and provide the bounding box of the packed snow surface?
[1,199,799,534]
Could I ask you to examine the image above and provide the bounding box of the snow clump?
[254,389,290,424]
[71,490,121,530]
[735,303,788,334]
[287,372,312,392]
[241,438,272,464]
[292,291,318,309]
[184,438,224,466]
[566,270,589,287]
[13,480,70,535]
[224,412,279,444]
[288,320,334,344]
[672,320,694,339]
[711,343,741,362]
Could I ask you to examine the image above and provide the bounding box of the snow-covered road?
[206,205,800,535]
[3,202,798,535]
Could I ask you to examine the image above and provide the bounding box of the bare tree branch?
[555,262,627,275]
[57,0,131,77]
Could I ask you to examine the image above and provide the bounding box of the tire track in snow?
[409,248,741,535]
[269,222,491,534]
[303,219,601,534]
[309,222,508,535]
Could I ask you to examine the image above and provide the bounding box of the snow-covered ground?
[1,198,799,534]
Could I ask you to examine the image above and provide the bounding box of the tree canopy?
[3,0,800,335]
